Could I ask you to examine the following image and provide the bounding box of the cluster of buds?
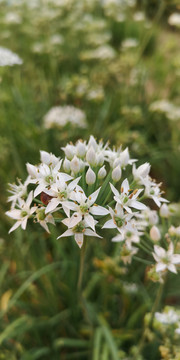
[6,135,180,277]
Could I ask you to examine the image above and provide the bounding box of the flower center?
[45,175,54,184]
[37,209,46,221]
[58,191,67,200]
[73,222,85,233]
[162,256,170,265]
[21,210,28,217]
[114,216,124,228]
[79,204,89,214]
[123,196,129,204]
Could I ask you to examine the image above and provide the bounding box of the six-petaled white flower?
[153,242,180,274]
[6,191,37,233]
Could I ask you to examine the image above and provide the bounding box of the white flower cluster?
[0,46,23,67]
[43,106,87,129]
[6,135,180,274]
[149,100,180,121]
[155,307,180,335]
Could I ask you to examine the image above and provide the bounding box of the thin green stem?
[77,240,87,293]
[149,281,165,329]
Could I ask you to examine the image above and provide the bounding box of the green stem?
[77,240,87,293]
[138,280,165,354]
[149,281,165,329]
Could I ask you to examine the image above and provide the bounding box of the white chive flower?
[153,242,180,274]
[110,179,146,213]
[44,176,81,216]
[144,180,168,207]
[65,187,109,231]
[7,176,31,208]
[35,207,55,233]
[6,191,37,233]
[58,219,101,248]
[103,204,135,238]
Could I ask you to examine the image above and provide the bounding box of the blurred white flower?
[121,38,139,49]
[43,106,87,129]
[168,13,180,28]
[155,308,179,325]
[0,47,23,66]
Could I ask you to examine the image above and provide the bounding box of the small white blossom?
[103,204,135,238]
[110,179,146,213]
[144,179,168,207]
[153,242,180,274]
[65,187,109,231]
[35,207,55,233]
[7,176,31,208]
[58,219,101,248]
[6,191,37,233]
[44,176,81,216]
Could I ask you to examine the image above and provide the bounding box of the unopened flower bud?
[112,166,122,182]
[119,148,130,167]
[26,163,38,178]
[160,204,169,218]
[168,226,180,237]
[86,146,96,166]
[150,225,161,242]
[98,166,107,179]
[96,153,104,166]
[63,145,75,160]
[79,159,85,172]
[63,158,71,173]
[113,158,121,168]
[70,156,80,174]
[88,135,97,150]
[86,167,96,185]
[76,141,86,158]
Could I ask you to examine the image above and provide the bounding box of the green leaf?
[53,338,89,349]
[0,262,61,319]
[92,327,103,360]
[98,315,120,360]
